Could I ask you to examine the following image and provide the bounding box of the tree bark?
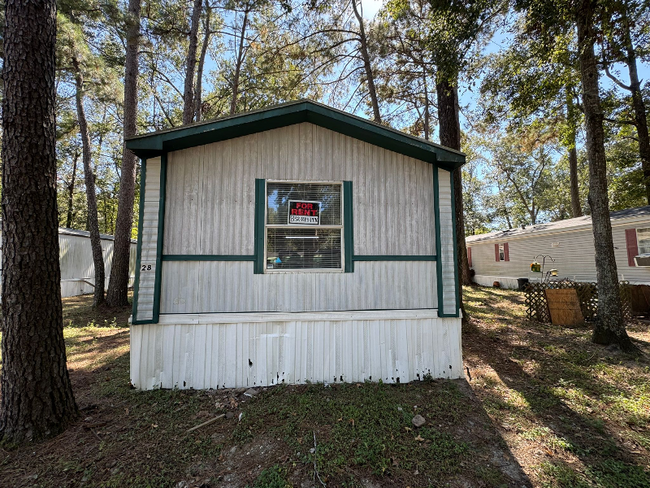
[436,76,472,296]
[567,92,582,217]
[66,151,79,228]
[194,2,211,123]
[577,0,634,351]
[106,0,141,307]
[230,5,250,115]
[183,0,203,125]
[351,0,381,123]
[73,56,105,307]
[621,10,650,204]
[1,0,78,443]
[569,145,582,217]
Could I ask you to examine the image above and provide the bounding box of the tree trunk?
[351,0,381,123]
[183,0,203,125]
[621,11,650,204]
[194,2,211,123]
[106,0,141,307]
[230,6,249,115]
[569,145,582,217]
[436,76,472,299]
[576,0,635,351]
[66,151,79,228]
[1,0,78,443]
[567,91,582,217]
[73,56,105,307]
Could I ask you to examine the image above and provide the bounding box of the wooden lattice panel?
[525,280,633,324]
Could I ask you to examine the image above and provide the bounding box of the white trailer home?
[126,100,466,390]
[0,226,137,298]
[466,206,650,289]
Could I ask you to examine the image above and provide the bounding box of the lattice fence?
[525,280,633,323]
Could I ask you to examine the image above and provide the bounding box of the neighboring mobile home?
[466,206,650,289]
[0,225,137,298]
[127,100,466,390]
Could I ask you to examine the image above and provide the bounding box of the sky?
[362,0,383,19]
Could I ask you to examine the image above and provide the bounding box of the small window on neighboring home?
[637,228,650,254]
[495,242,510,262]
[265,181,343,271]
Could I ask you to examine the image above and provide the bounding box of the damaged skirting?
[130,310,463,390]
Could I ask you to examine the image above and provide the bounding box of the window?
[638,228,650,255]
[494,242,509,262]
[265,181,343,271]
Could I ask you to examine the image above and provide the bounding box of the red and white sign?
[288,200,320,225]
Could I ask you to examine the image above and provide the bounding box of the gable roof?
[466,206,650,244]
[125,99,466,171]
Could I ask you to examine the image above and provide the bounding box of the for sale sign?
[288,200,321,225]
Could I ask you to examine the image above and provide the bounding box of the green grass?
[3,289,650,487]
[464,286,650,488]
[247,465,292,488]
[234,381,469,482]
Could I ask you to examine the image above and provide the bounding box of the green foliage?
[247,465,292,488]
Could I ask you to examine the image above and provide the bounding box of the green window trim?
[254,179,266,274]
[343,181,354,272]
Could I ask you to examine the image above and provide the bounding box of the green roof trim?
[125,100,466,170]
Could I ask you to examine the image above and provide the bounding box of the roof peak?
[126,99,465,171]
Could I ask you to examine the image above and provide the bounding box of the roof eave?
[126,101,465,169]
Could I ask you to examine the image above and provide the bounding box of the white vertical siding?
[134,157,161,321]
[1,231,135,299]
[468,222,650,287]
[160,261,436,313]
[437,168,457,314]
[162,123,435,257]
[130,311,463,390]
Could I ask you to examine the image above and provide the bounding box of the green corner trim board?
[131,158,147,322]
[125,100,465,171]
[433,168,460,318]
[151,153,168,324]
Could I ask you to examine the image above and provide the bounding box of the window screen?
[638,228,650,254]
[266,182,343,270]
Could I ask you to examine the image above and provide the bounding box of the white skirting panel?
[472,274,520,289]
[130,310,463,390]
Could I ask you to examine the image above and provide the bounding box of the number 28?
[141,264,152,271]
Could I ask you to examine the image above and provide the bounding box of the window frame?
[264,179,345,274]
[498,243,506,261]
[637,227,650,255]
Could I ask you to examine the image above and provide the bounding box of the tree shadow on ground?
[464,287,650,488]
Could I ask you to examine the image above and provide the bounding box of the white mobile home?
[127,100,466,390]
[466,206,650,289]
[0,226,137,298]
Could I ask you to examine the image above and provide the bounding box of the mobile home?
[0,225,136,298]
[127,100,466,390]
[466,206,650,289]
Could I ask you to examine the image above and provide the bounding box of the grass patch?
[234,381,469,482]
[464,286,650,488]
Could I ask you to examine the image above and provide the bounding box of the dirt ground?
[0,288,648,487]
